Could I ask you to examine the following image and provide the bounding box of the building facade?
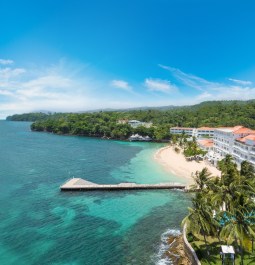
[128,120,152,128]
[213,126,255,165]
[197,127,215,138]
[170,127,215,138]
[170,127,197,137]
[233,135,255,167]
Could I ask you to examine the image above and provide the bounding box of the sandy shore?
[155,145,221,184]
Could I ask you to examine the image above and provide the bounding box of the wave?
[152,228,181,265]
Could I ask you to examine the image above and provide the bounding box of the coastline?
[154,145,221,185]
[154,145,220,264]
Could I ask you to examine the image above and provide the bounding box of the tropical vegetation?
[6,100,255,140]
[4,100,255,140]
[170,133,206,157]
[183,156,255,264]
[6,100,255,127]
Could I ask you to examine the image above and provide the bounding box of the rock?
[165,234,192,265]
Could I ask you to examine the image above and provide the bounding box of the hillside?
[6,100,255,140]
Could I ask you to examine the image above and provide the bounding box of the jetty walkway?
[60,178,187,191]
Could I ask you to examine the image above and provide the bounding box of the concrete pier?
[60,178,186,191]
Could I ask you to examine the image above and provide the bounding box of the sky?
[1,0,255,118]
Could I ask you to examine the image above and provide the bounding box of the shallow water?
[0,121,190,265]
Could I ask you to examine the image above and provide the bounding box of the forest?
[6,100,255,140]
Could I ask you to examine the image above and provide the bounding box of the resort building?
[197,127,215,138]
[212,126,255,166]
[170,127,197,137]
[233,135,255,167]
[170,126,215,138]
[171,125,255,167]
[117,119,152,128]
[197,139,214,152]
[128,120,152,128]
[213,126,254,158]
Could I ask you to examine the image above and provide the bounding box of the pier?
[60,178,186,191]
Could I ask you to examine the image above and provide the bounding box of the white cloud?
[0,89,14,96]
[0,59,14,65]
[0,67,26,79]
[1,59,255,119]
[145,78,178,93]
[196,91,213,100]
[228,78,252,86]
[111,79,132,91]
[159,64,255,102]
[159,64,217,92]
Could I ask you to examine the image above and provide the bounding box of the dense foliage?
[6,112,49,121]
[28,112,170,140]
[183,157,255,264]
[7,100,255,127]
[170,134,206,157]
[6,100,255,140]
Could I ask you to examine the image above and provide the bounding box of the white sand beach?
[155,145,221,184]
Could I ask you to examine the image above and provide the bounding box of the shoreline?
[154,145,221,185]
[155,145,220,264]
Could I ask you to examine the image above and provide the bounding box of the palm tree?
[183,155,255,263]
[182,193,218,249]
[240,160,255,179]
[220,194,255,265]
[191,167,211,191]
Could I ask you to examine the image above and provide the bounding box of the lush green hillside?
[6,100,255,140]
[29,112,170,140]
[6,112,49,122]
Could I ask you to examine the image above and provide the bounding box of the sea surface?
[0,121,190,265]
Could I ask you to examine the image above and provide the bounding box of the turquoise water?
[0,121,190,265]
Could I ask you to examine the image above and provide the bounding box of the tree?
[240,160,255,179]
[220,194,255,265]
[182,193,218,249]
[191,167,211,191]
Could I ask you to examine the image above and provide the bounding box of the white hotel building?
[213,126,255,166]
[233,135,255,167]
[170,127,215,138]
[170,125,255,167]
[170,127,197,137]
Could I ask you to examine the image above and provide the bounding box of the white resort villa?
[118,119,152,128]
[170,125,255,167]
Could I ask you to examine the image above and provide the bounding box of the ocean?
[0,121,190,265]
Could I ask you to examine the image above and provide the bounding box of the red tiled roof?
[233,127,255,134]
[198,139,214,147]
[216,126,254,134]
[237,134,255,142]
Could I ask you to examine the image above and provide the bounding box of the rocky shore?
[166,234,191,265]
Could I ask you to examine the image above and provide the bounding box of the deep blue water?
[0,121,190,265]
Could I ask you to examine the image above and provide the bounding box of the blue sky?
[1,0,255,118]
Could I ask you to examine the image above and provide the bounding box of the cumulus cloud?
[228,78,252,86]
[111,79,132,91]
[145,78,178,93]
[0,59,14,65]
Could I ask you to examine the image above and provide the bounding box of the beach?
[155,145,221,184]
